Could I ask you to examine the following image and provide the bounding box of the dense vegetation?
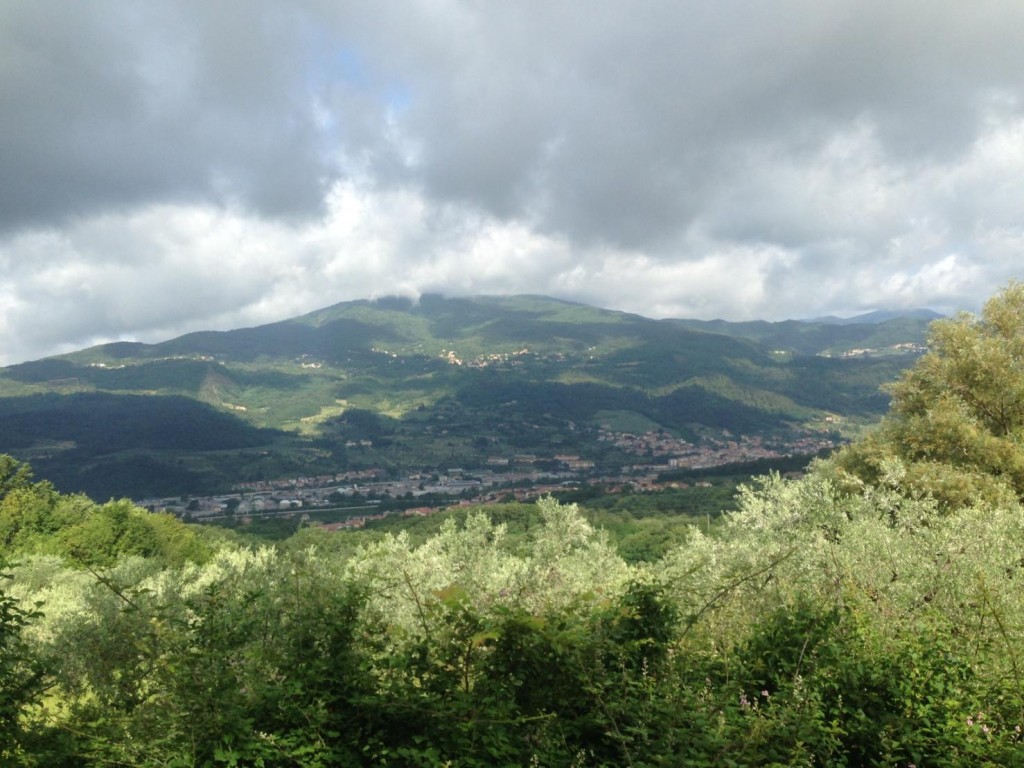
[0,394,280,498]
[834,283,1024,510]
[3,288,1022,765]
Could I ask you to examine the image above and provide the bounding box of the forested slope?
[0,294,929,500]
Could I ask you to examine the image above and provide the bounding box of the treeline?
[0,393,274,453]
[0,393,281,498]
[657,450,831,482]
[3,285,1024,764]
[0,456,219,568]
[294,497,725,564]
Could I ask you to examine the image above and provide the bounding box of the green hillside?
[0,295,933,498]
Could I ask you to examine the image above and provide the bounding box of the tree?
[0,560,46,761]
[0,455,36,504]
[831,282,1024,509]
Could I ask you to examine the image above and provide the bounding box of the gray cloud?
[2,0,1024,363]
[0,0,335,228]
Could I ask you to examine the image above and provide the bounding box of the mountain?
[807,308,945,325]
[667,309,941,356]
[0,294,936,499]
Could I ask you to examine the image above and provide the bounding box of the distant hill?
[0,294,937,499]
[806,308,945,325]
[665,309,937,357]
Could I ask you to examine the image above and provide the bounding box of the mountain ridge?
[0,294,937,499]
[805,308,945,325]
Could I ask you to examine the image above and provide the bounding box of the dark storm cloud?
[326,0,1024,249]
[0,0,338,229]
[5,0,1024,244]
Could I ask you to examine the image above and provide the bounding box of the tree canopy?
[832,282,1024,509]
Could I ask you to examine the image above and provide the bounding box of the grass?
[592,410,664,434]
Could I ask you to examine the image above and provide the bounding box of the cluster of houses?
[827,342,926,358]
[137,426,840,527]
[598,429,842,468]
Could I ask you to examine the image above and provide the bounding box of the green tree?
[0,455,35,502]
[831,282,1024,510]
[0,560,46,763]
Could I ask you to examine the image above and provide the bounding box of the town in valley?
[140,426,842,528]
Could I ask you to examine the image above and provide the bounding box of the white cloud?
[4,1,1024,363]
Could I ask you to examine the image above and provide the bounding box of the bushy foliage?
[0,456,213,567]
[834,282,1024,509]
[0,561,47,764]
[1,478,1020,765]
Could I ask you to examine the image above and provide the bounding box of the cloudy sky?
[3,0,1024,364]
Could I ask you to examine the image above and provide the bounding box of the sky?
[3,0,1024,365]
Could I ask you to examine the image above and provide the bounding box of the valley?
[0,294,929,502]
[141,426,838,527]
